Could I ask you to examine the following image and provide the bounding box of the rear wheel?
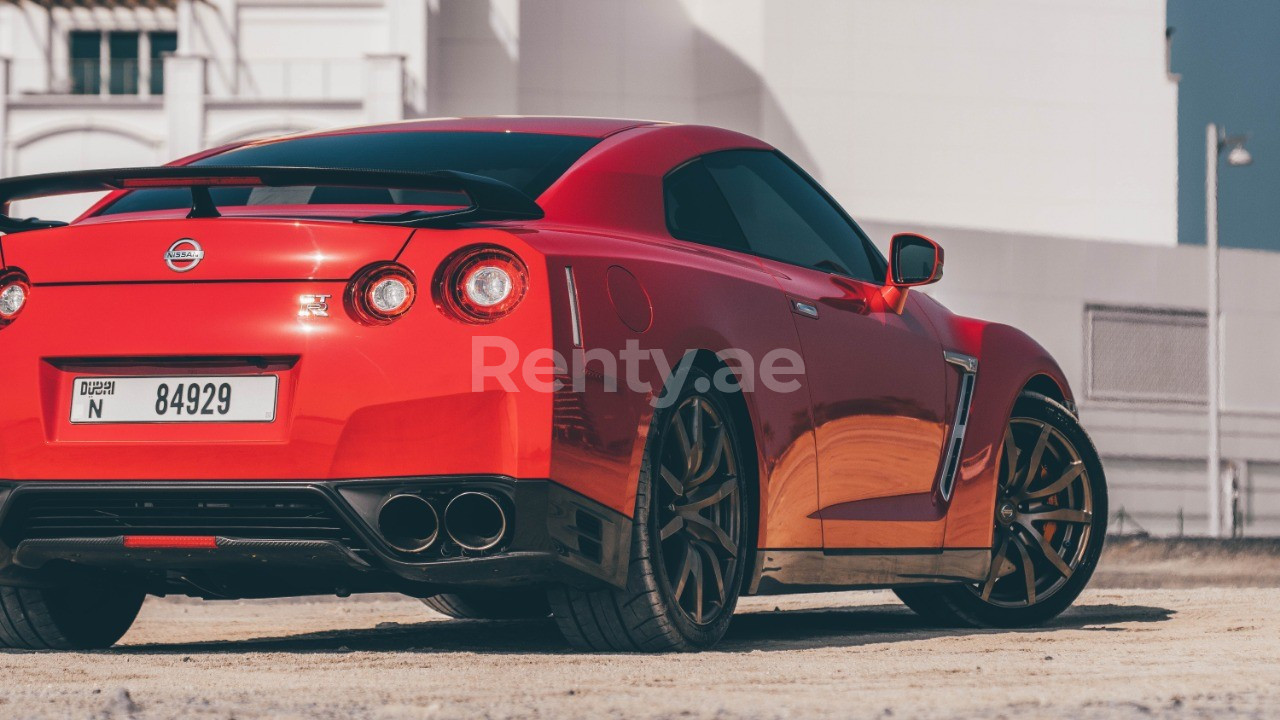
[896,392,1107,627]
[549,368,749,651]
[0,584,144,650]
[421,588,551,620]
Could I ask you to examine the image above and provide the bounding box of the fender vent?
[939,352,978,501]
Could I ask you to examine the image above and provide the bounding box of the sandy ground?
[2,541,1278,719]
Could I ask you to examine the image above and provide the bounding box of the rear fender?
[533,229,821,550]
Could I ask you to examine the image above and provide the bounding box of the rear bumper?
[0,477,631,598]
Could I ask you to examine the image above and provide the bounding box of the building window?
[69,30,178,96]
[149,32,178,95]
[70,31,100,95]
[108,32,139,94]
[1085,305,1208,404]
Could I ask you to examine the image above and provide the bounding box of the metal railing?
[69,59,145,96]
[9,58,361,100]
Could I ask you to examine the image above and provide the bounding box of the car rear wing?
[0,165,544,234]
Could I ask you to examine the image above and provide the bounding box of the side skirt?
[749,548,990,596]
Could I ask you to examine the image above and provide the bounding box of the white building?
[0,0,1177,240]
[2,0,1275,536]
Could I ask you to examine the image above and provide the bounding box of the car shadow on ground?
[104,601,1174,656]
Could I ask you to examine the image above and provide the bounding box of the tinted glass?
[663,160,748,251]
[702,150,881,282]
[99,131,599,216]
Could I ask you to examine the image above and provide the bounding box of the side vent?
[546,485,632,588]
[939,352,978,501]
[564,266,583,348]
[573,510,604,563]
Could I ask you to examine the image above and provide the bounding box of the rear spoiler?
[0,165,544,234]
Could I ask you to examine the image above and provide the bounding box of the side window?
[663,159,749,252]
[703,150,882,283]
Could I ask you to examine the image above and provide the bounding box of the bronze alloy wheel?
[894,392,1107,628]
[651,395,743,626]
[548,366,750,651]
[971,417,1096,607]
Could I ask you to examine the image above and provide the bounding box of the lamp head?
[1227,144,1253,167]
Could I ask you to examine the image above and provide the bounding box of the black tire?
[896,392,1107,628]
[421,588,551,620]
[0,584,144,650]
[549,367,750,652]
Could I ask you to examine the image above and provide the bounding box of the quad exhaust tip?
[377,494,440,553]
[443,491,508,552]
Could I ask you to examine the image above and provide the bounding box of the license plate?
[69,376,279,424]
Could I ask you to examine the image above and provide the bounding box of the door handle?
[791,299,819,318]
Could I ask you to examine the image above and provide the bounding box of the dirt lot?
[2,539,1278,720]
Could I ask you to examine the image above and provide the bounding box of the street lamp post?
[1205,122,1251,538]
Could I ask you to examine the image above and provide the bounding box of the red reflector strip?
[120,177,261,188]
[123,535,218,549]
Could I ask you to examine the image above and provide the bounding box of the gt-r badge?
[164,238,205,272]
[298,294,331,318]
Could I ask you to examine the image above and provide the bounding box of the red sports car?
[0,117,1106,651]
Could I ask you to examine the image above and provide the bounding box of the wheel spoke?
[980,536,1011,601]
[1011,424,1052,495]
[1021,508,1092,525]
[660,464,685,496]
[686,401,705,480]
[1001,426,1020,492]
[678,475,737,513]
[659,516,684,541]
[694,540,726,605]
[1011,536,1037,605]
[681,513,738,557]
[1019,523,1073,579]
[687,428,726,489]
[672,545,695,601]
[673,416,694,479]
[1021,460,1084,500]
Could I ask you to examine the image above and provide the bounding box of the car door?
[660,157,825,550]
[701,150,950,550]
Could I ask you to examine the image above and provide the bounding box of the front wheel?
[896,392,1108,627]
[0,584,144,650]
[549,368,750,651]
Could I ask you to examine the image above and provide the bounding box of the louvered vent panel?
[1086,306,1207,403]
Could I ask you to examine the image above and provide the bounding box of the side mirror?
[881,233,943,314]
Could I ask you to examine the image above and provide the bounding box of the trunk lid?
[0,218,414,283]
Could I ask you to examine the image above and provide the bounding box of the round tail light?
[346,263,417,325]
[0,271,30,328]
[437,247,528,323]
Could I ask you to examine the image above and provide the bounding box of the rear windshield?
[98,131,599,216]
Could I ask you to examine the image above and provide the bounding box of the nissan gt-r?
[0,117,1106,651]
